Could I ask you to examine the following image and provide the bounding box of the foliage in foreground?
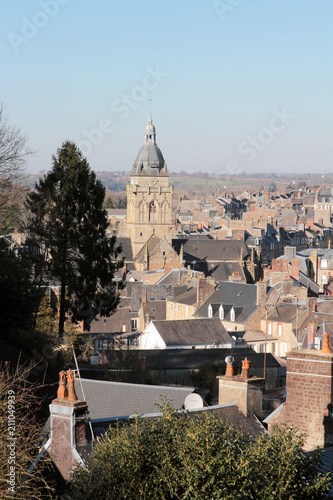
[0,363,56,499]
[68,403,332,500]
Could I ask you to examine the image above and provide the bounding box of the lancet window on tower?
[149,201,157,222]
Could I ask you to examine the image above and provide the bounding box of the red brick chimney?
[307,322,315,348]
[266,349,333,451]
[290,258,300,281]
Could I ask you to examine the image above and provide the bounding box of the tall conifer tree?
[26,141,122,337]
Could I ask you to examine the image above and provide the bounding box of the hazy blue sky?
[1,0,332,174]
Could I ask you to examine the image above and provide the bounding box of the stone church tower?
[127,114,173,257]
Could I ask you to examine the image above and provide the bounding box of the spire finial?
[149,98,152,124]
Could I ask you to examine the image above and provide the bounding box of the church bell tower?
[126,114,173,257]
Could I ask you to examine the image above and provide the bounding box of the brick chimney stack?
[307,322,315,348]
[197,279,215,307]
[266,349,333,451]
[217,359,264,418]
[290,258,300,281]
[48,370,89,480]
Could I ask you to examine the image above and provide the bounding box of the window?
[170,303,174,315]
[208,304,213,318]
[95,339,107,350]
[230,307,235,322]
[277,323,283,336]
[219,304,224,320]
[185,306,189,318]
[322,275,328,284]
[177,305,180,312]
[322,260,328,269]
[267,322,272,335]
[280,343,287,356]
[131,319,138,331]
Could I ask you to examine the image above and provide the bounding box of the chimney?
[290,258,300,281]
[225,355,234,377]
[48,370,89,481]
[307,322,315,348]
[241,357,250,379]
[256,279,267,306]
[217,359,264,418]
[197,278,215,307]
[265,349,333,450]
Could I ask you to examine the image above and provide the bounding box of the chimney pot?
[241,357,250,379]
[225,355,234,377]
[67,368,78,402]
[57,370,68,399]
[321,332,332,354]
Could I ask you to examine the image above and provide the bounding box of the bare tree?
[0,104,32,233]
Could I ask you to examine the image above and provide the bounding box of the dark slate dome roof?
[131,114,168,176]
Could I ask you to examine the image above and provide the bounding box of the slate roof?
[116,237,133,260]
[181,239,250,262]
[266,303,308,324]
[142,300,166,322]
[84,306,131,334]
[128,282,188,313]
[167,287,197,306]
[74,378,195,420]
[147,318,232,347]
[81,348,281,372]
[195,281,258,323]
[156,268,188,285]
[135,234,161,263]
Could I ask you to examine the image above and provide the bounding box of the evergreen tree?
[0,239,42,336]
[25,141,123,337]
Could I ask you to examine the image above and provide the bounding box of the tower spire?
[145,102,156,144]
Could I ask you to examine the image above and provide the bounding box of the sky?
[1,0,332,175]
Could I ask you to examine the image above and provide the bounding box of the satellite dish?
[184,393,204,410]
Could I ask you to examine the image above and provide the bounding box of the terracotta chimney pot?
[241,357,250,379]
[321,332,332,354]
[67,368,78,402]
[57,370,68,399]
[225,355,234,377]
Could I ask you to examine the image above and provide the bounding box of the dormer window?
[219,304,224,320]
[208,304,213,318]
[230,307,235,322]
